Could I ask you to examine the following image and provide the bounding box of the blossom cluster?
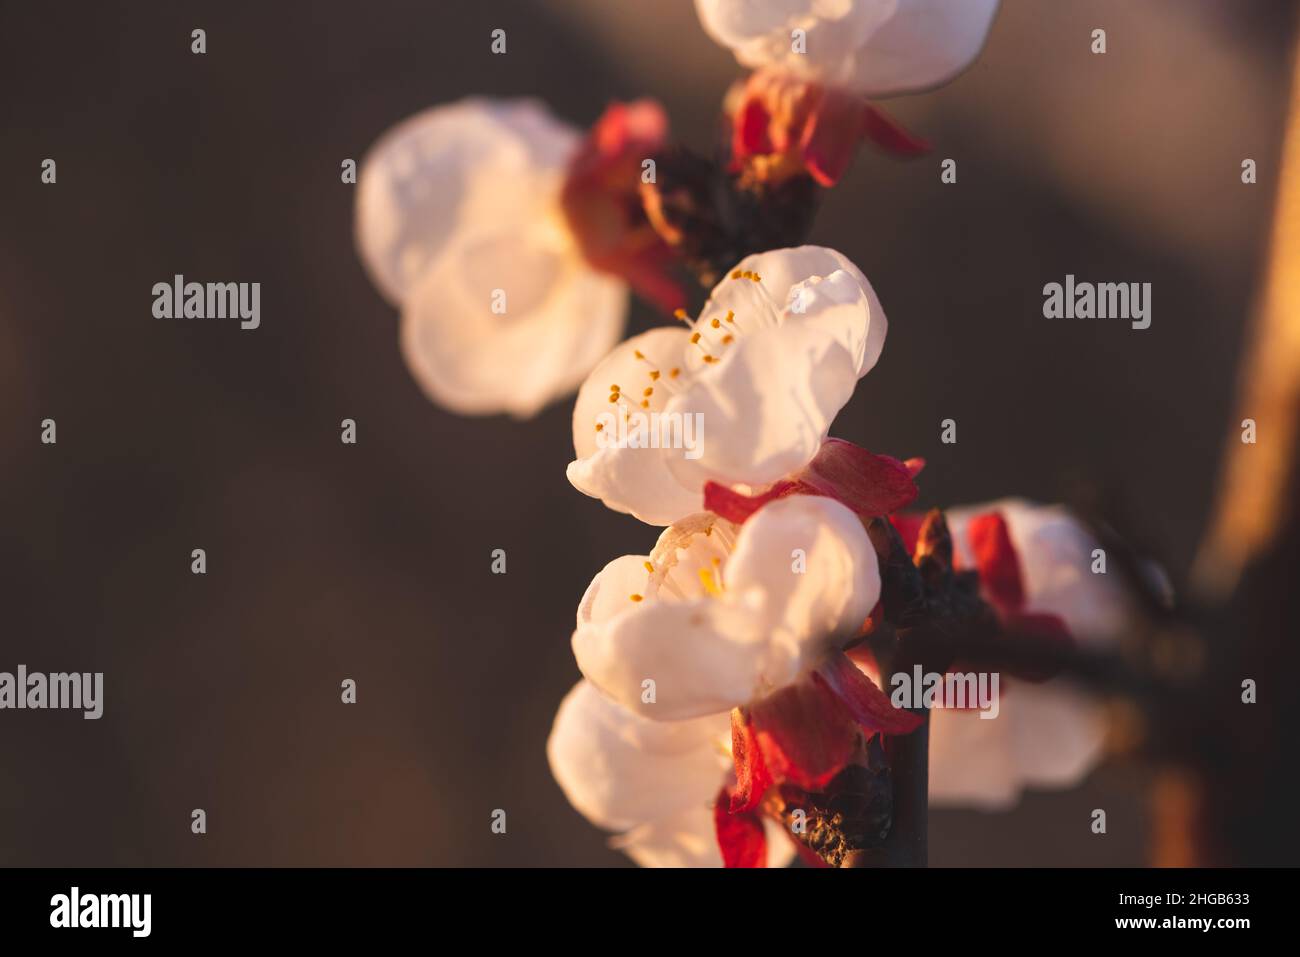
[353,0,1148,866]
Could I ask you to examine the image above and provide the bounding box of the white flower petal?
[400,225,626,418]
[547,681,731,833]
[573,592,771,721]
[355,98,577,306]
[927,680,1108,810]
[666,321,859,489]
[695,0,897,82]
[724,495,879,684]
[694,0,999,97]
[846,0,1001,97]
[567,328,703,523]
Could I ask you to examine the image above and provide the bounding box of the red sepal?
[713,788,767,868]
[729,709,774,813]
[704,438,920,524]
[860,103,932,157]
[814,651,924,735]
[966,512,1026,614]
[747,679,860,792]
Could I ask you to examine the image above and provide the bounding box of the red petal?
[561,99,684,312]
[703,439,919,525]
[966,512,1026,614]
[729,709,774,813]
[703,477,799,524]
[733,96,774,165]
[713,788,768,868]
[748,679,859,791]
[814,651,924,735]
[800,88,867,186]
[797,438,920,517]
[860,103,931,157]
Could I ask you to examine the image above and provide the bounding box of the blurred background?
[0,0,1295,866]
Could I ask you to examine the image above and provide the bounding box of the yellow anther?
[608,394,619,403]
[731,269,742,280]
[595,422,604,432]
[751,272,761,282]
[643,387,653,397]
[643,561,654,574]
[725,310,735,323]
[630,593,644,602]
[640,400,649,408]
[698,568,722,597]
[610,384,620,393]
[722,334,734,345]
[669,368,680,378]
[649,370,660,380]
[703,355,718,363]
[690,332,701,344]
[711,318,721,328]
[673,308,688,320]
[634,350,645,360]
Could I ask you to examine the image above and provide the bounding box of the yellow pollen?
[644,561,654,574]
[640,400,649,408]
[643,387,653,397]
[670,368,680,378]
[690,332,701,344]
[751,273,761,282]
[649,370,660,380]
[610,384,620,392]
[673,308,689,321]
[633,350,645,360]
[711,318,721,328]
[698,568,722,597]
[630,593,644,602]
[608,394,619,403]
[722,335,734,345]
[703,355,718,363]
[595,422,604,431]
[731,270,742,280]
[725,310,735,323]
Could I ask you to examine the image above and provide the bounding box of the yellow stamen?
[643,387,653,397]
[644,561,654,574]
[722,334,734,345]
[649,370,660,380]
[690,332,701,344]
[698,568,722,597]
[669,368,680,378]
[725,310,735,323]
[730,269,742,280]
[595,422,604,431]
[630,593,644,602]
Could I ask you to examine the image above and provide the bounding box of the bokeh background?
[1,0,1294,866]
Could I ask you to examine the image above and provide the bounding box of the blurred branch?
[1193,37,1300,598]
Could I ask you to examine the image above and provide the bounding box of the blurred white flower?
[695,0,1000,97]
[567,245,887,523]
[547,679,795,867]
[354,98,629,418]
[908,499,1139,810]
